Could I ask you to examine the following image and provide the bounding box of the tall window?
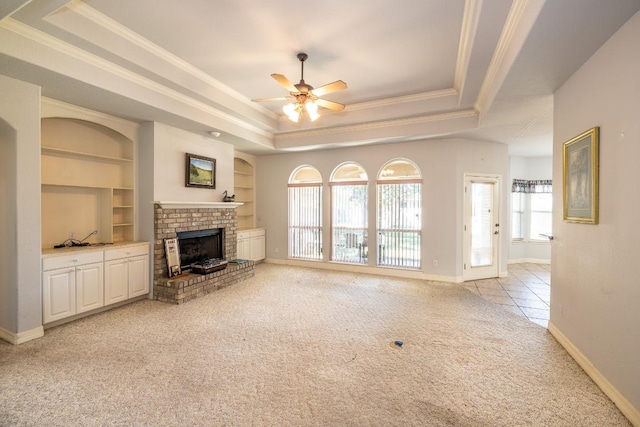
[511,179,552,242]
[377,159,422,268]
[289,166,322,259]
[530,193,552,240]
[330,162,368,264]
[511,192,525,240]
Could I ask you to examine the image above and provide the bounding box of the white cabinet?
[104,243,149,304]
[42,242,149,325]
[43,268,76,323]
[42,251,104,323]
[104,258,129,305]
[76,262,104,313]
[237,228,265,261]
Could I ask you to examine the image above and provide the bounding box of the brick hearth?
[153,203,255,304]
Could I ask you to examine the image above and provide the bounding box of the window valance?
[512,179,552,193]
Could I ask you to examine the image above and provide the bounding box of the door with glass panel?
[463,174,501,281]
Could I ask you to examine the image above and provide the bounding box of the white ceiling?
[1,0,639,156]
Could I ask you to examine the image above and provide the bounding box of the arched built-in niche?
[233,157,255,230]
[41,118,135,247]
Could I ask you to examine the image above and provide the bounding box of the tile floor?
[462,263,551,328]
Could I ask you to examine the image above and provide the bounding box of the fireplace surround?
[153,202,254,304]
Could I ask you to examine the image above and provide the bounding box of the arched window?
[330,162,368,264]
[288,165,323,260]
[376,159,422,268]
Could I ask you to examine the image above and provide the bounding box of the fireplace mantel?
[154,201,243,209]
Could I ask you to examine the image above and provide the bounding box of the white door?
[463,175,501,281]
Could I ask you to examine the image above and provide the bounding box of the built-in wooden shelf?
[42,146,132,163]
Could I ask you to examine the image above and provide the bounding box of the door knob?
[494,231,499,235]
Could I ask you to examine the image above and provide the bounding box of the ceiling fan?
[251,53,347,122]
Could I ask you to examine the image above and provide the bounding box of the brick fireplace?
[153,202,255,304]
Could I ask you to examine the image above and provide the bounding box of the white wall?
[256,138,509,280]
[552,11,640,420]
[151,123,235,202]
[509,156,552,262]
[0,75,42,342]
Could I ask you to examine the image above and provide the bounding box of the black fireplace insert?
[177,228,224,271]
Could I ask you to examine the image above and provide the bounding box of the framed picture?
[563,127,599,224]
[164,238,182,277]
[185,153,216,188]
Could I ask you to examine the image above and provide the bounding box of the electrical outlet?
[69,232,74,239]
[432,259,438,267]
[275,248,279,253]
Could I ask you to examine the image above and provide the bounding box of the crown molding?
[53,1,275,118]
[474,0,545,120]
[454,0,483,97]
[276,109,477,140]
[1,18,273,139]
[346,88,459,112]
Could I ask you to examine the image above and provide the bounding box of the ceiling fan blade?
[251,96,289,102]
[271,74,299,93]
[315,98,345,111]
[311,80,347,97]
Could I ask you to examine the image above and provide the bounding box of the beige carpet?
[0,264,630,426]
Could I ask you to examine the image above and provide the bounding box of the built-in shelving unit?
[41,118,135,247]
[234,157,254,230]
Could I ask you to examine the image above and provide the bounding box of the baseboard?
[0,325,44,345]
[264,258,462,283]
[548,322,640,426]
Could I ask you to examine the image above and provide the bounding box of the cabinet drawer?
[104,244,148,261]
[237,230,251,239]
[43,251,104,271]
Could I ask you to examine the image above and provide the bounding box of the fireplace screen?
[177,228,224,270]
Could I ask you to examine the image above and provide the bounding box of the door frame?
[462,173,502,281]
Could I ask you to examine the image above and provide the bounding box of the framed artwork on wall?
[563,127,599,224]
[186,153,216,188]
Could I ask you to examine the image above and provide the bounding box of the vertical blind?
[376,180,421,268]
[331,183,368,264]
[288,184,322,259]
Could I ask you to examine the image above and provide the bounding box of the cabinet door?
[250,234,266,261]
[237,237,250,260]
[43,269,76,323]
[128,255,149,298]
[104,258,129,305]
[76,262,104,313]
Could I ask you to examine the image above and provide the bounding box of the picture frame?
[185,153,216,188]
[164,237,182,277]
[563,127,599,224]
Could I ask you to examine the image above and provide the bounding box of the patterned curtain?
[512,179,552,193]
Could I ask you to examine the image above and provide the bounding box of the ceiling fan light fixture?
[254,53,347,123]
[283,102,300,122]
[306,101,320,121]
